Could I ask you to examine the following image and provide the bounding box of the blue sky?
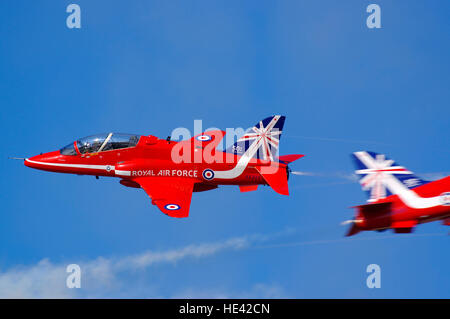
[0,1,449,298]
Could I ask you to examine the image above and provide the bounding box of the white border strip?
[25,159,115,171]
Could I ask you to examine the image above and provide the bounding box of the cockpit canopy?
[60,133,140,155]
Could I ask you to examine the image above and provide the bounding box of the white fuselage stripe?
[115,170,131,176]
[25,159,115,171]
[384,175,442,209]
[214,135,263,179]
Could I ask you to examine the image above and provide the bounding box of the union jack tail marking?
[226,115,285,161]
[352,151,428,202]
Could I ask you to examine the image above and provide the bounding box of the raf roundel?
[196,134,212,142]
[202,169,215,180]
[164,204,181,210]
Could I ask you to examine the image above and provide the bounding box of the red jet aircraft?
[344,151,450,236]
[24,115,303,217]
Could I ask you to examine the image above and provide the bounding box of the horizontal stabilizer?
[278,154,304,164]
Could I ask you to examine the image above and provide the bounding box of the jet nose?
[25,151,62,169]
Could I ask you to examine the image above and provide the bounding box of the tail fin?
[225,115,285,161]
[351,151,428,202]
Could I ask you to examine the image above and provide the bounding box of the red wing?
[133,177,195,218]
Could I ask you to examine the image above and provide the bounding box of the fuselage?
[24,133,283,189]
[353,176,450,232]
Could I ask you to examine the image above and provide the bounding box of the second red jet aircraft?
[345,151,450,235]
